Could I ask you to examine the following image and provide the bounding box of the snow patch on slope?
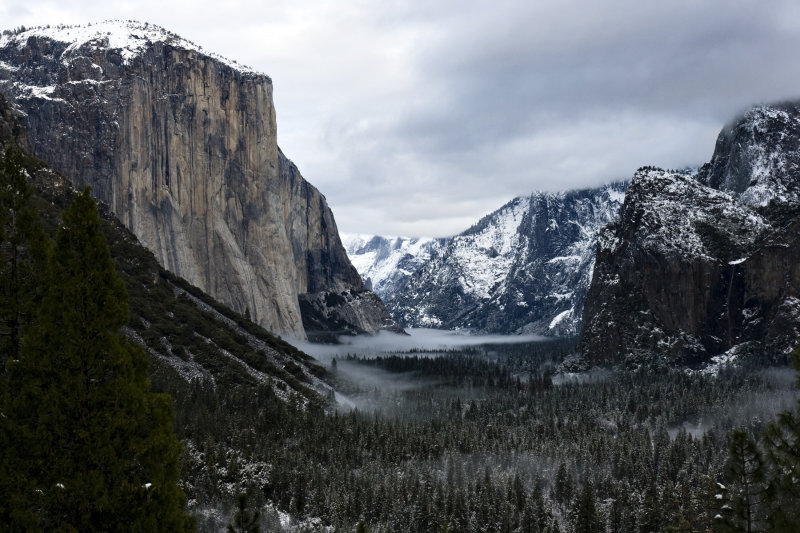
[619,169,770,260]
[387,182,628,335]
[0,20,257,73]
[452,197,527,299]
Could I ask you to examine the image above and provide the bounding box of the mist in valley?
[293,327,546,362]
[300,329,798,439]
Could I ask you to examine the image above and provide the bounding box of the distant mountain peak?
[340,233,447,299]
[698,101,800,208]
[374,182,629,336]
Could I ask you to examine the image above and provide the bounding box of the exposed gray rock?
[0,21,398,340]
[698,103,800,207]
[299,289,406,343]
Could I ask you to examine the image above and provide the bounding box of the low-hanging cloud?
[293,327,545,363]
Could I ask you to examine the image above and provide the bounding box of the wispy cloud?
[293,327,544,362]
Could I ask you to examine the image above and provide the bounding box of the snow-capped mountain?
[384,183,628,335]
[340,234,448,299]
[580,102,800,367]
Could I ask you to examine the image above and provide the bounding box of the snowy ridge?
[340,233,447,299]
[731,106,800,207]
[699,102,800,208]
[386,182,629,335]
[451,196,527,299]
[616,168,771,260]
[0,20,258,74]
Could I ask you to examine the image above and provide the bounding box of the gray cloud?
[5,1,800,236]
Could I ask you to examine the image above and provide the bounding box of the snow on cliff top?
[619,168,770,259]
[0,20,258,74]
[737,105,800,208]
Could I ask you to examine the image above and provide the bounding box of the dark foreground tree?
[761,346,800,533]
[720,429,767,532]
[573,480,601,533]
[0,145,50,366]
[718,345,800,533]
[0,145,52,526]
[228,493,261,533]
[2,188,194,531]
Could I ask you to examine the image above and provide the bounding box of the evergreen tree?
[720,429,766,533]
[0,145,49,366]
[638,481,662,533]
[760,346,800,532]
[2,188,194,531]
[0,145,51,525]
[573,480,601,533]
[553,462,574,512]
[228,493,261,533]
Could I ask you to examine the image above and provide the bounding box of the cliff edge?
[0,21,399,340]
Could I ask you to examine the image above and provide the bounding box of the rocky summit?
[0,21,399,340]
[580,103,800,367]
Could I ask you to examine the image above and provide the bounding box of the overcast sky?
[3,1,800,237]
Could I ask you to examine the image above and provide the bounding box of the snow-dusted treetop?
[0,20,258,75]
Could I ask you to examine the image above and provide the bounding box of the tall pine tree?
[760,346,800,533]
[2,188,194,531]
[0,145,52,526]
[573,480,601,533]
[0,145,49,367]
[720,429,767,533]
[227,493,261,533]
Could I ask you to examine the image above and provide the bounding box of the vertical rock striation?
[0,21,395,340]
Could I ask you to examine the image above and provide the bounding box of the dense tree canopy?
[1,186,193,531]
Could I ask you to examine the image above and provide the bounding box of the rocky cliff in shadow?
[0,21,399,340]
[580,103,800,367]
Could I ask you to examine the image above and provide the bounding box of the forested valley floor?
[155,338,799,532]
[2,142,797,532]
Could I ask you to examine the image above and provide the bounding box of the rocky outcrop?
[580,103,800,367]
[383,183,628,335]
[0,93,29,151]
[698,103,800,207]
[0,21,396,340]
[299,289,406,343]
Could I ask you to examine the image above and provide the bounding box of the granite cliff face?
[580,104,800,367]
[383,183,628,335]
[0,21,395,340]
